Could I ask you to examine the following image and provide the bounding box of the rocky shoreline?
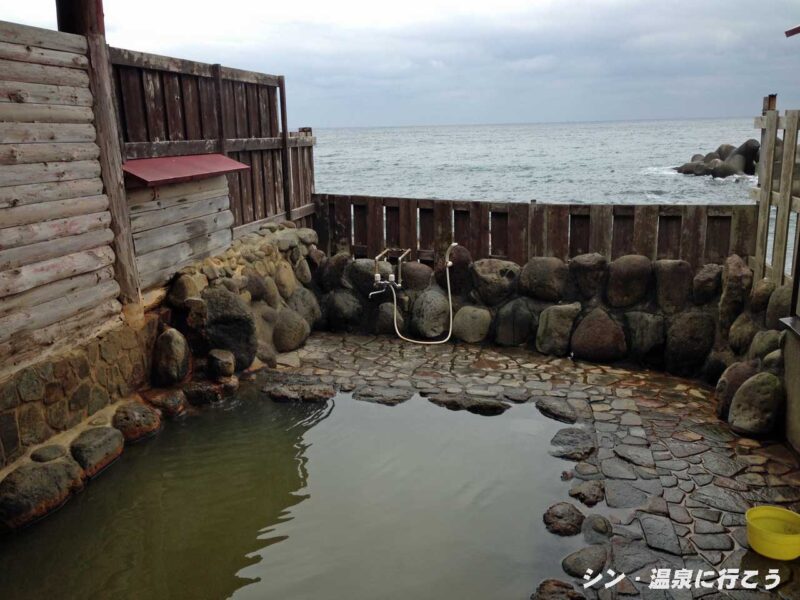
[675,139,760,178]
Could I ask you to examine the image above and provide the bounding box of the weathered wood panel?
[0,80,93,106]
[0,142,99,165]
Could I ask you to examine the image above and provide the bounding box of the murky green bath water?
[0,380,581,600]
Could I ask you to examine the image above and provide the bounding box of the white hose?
[387,257,454,345]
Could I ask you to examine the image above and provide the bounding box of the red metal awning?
[122,154,249,187]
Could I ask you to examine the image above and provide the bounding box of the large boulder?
[536,303,581,356]
[152,328,190,386]
[324,289,363,332]
[375,302,404,335]
[435,245,473,295]
[495,297,539,346]
[202,287,257,371]
[167,274,199,307]
[763,349,784,374]
[624,311,664,359]
[531,579,585,600]
[543,502,585,536]
[729,373,785,436]
[112,401,161,442]
[729,139,760,175]
[207,349,235,378]
[750,278,776,313]
[766,284,792,329]
[243,271,269,302]
[719,255,753,332]
[748,330,782,361]
[728,313,760,355]
[654,260,693,313]
[571,308,627,363]
[262,276,282,308]
[287,286,322,329]
[411,288,451,338]
[0,458,85,529]
[520,257,568,301]
[693,264,723,304]
[70,427,124,478]
[716,143,736,161]
[715,360,759,420]
[711,161,741,179]
[452,306,492,343]
[317,252,351,291]
[346,258,394,296]
[570,253,607,298]
[401,262,433,291]
[665,310,715,374]
[273,308,311,352]
[606,255,651,307]
[274,260,298,300]
[294,259,312,286]
[471,259,520,306]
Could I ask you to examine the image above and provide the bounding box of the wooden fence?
[314,194,758,269]
[753,97,799,288]
[109,47,315,231]
[753,95,800,330]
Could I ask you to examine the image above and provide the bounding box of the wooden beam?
[56,0,105,36]
[278,75,292,220]
[0,245,115,297]
[0,20,87,54]
[86,33,141,304]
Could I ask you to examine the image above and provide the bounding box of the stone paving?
[279,333,800,599]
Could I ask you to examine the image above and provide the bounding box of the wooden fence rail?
[314,193,757,269]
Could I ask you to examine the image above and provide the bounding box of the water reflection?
[0,381,331,600]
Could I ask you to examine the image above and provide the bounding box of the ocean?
[313,118,758,205]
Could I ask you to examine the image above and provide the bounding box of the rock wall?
[0,315,159,469]
[0,221,321,530]
[315,249,791,438]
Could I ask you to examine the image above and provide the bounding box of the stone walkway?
[280,333,800,599]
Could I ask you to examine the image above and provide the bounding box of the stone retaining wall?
[0,221,320,529]
[0,315,159,469]
[314,249,791,439]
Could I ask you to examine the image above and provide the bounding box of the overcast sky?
[8,1,800,127]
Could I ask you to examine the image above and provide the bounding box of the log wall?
[0,20,121,370]
[127,175,234,289]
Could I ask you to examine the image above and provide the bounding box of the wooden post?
[278,76,292,220]
[213,64,227,155]
[56,0,105,36]
[58,0,142,314]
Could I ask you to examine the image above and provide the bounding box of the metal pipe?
[374,248,390,277]
[387,243,458,346]
[396,248,411,287]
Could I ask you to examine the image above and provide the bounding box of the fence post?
[754,98,779,281]
[59,0,142,316]
[213,64,227,156]
[278,76,293,220]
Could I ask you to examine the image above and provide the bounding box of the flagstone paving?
[279,333,800,599]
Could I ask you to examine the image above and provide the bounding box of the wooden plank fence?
[314,193,757,270]
[109,47,315,231]
[752,97,800,288]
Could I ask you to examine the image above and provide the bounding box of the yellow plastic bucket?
[746,506,800,561]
